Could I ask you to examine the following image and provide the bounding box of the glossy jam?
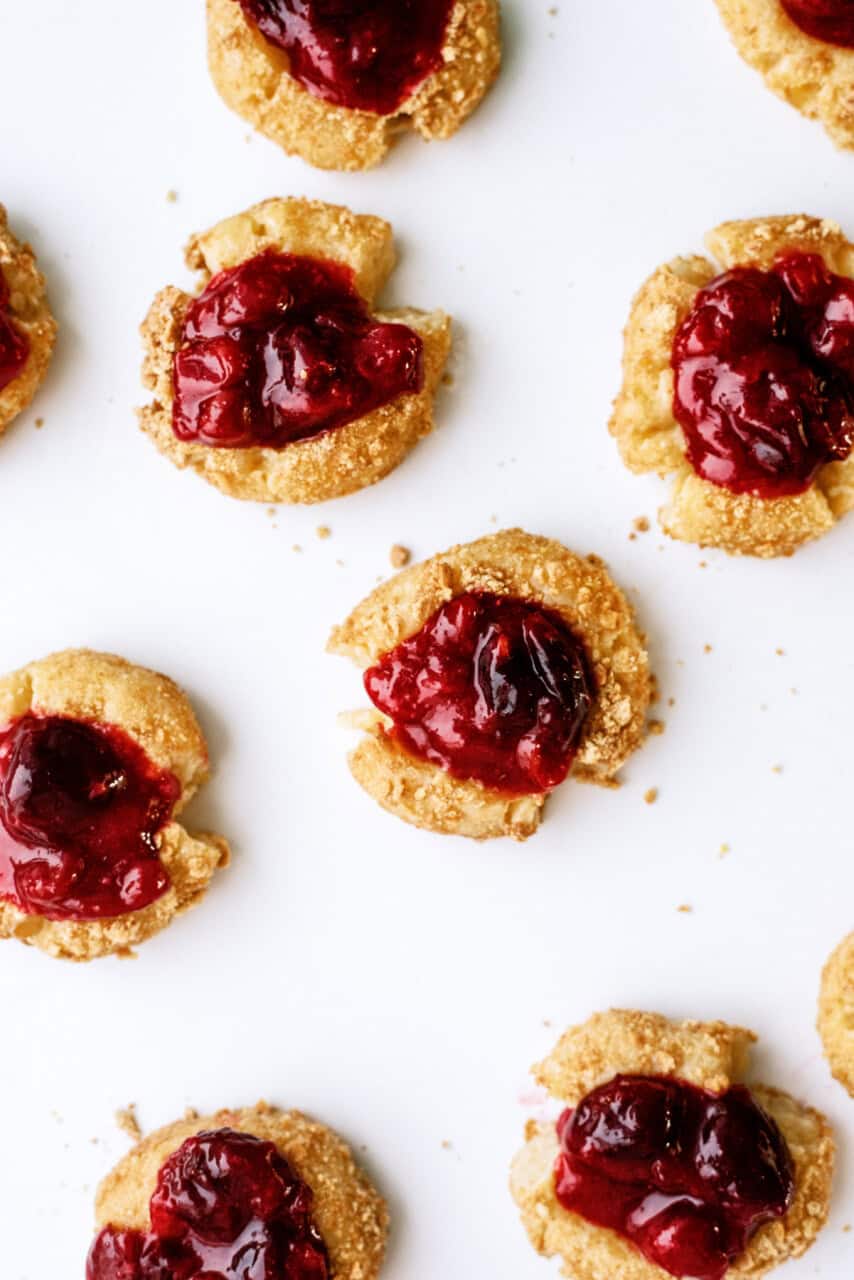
[235,0,454,114]
[0,714,179,921]
[672,251,854,498]
[0,267,29,392]
[87,1129,329,1280]
[364,592,595,794]
[780,0,854,46]
[555,1075,794,1280]
[173,251,424,449]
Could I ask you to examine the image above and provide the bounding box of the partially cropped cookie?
[715,0,854,148]
[208,0,501,171]
[511,1009,834,1280]
[0,649,229,962]
[86,1102,388,1280]
[328,529,651,842]
[0,206,56,434]
[141,197,451,504]
[818,931,854,1097]
[611,215,854,557]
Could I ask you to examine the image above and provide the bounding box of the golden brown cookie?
[714,0,854,148]
[207,0,501,171]
[89,1102,388,1280]
[0,649,229,962]
[328,529,651,842]
[818,931,854,1097]
[140,197,451,504]
[610,215,854,557]
[511,1009,835,1280]
[0,206,56,434]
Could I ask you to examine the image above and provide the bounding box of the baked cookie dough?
[511,1009,835,1280]
[140,197,451,504]
[611,215,854,557]
[818,930,854,1096]
[88,1102,388,1280]
[207,0,502,170]
[0,649,229,962]
[328,529,651,842]
[0,206,56,435]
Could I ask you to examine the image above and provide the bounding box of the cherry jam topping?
[0,714,179,921]
[173,251,424,450]
[235,0,454,114]
[364,592,596,795]
[672,251,854,499]
[780,0,854,47]
[555,1075,795,1280]
[0,267,29,392]
[87,1129,329,1280]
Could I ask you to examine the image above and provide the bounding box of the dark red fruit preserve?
[235,0,454,114]
[173,251,424,449]
[364,592,595,794]
[0,268,29,392]
[780,0,854,47]
[672,251,854,499]
[555,1075,794,1280]
[0,714,179,921]
[87,1129,329,1280]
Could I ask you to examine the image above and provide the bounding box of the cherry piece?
[672,251,854,498]
[0,714,180,921]
[364,592,595,795]
[235,0,454,114]
[87,1129,329,1280]
[173,251,424,449]
[0,267,29,392]
[555,1075,794,1280]
[780,0,854,46]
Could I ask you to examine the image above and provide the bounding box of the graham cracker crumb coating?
[94,1103,388,1280]
[140,198,451,505]
[0,206,56,435]
[714,0,854,149]
[818,931,854,1097]
[0,649,229,962]
[610,216,854,558]
[328,530,651,841]
[511,1010,834,1280]
[207,0,501,171]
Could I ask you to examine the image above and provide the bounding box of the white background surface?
[0,1,853,1276]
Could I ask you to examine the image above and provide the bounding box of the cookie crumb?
[719,843,731,858]
[441,371,455,388]
[771,764,783,774]
[115,1106,141,1142]
[648,719,665,736]
[775,648,785,656]
[633,516,650,534]
[644,788,659,805]
[316,525,331,540]
[34,417,44,429]
[389,544,411,569]
[703,644,713,654]
[166,190,178,204]
[677,904,693,914]
[441,1139,453,1150]
[292,544,302,553]
[266,507,276,519]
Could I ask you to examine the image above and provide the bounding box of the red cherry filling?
[363,592,596,795]
[555,1075,795,1280]
[672,251,854,498]
[87,1129,329,1280]
[780,0,854,46]
[173,251,424,449]
[0,714,179,921]
[235,0,454,114]
[0,266,29,392]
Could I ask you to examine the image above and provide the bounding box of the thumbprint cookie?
[140,198,451,504]
[715,0,854,148]
[818,931,854,1096]
[86,1102,388,1280]
[328,529,651,842]
[611,215,854,557]
[0,649,229,962]
[207,0,501,171]
[0,206,56,435]
[511,1009,834,1280]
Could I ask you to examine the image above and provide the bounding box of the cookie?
[87,1102,388,1280]
[328,529,651,842]
[140,197,451,504]
[511,1009,834,1280]
[0,649,229,961]
[0,206,56,435]
[207,0,501,171]
[611,215,854,557]
[818,930,854,1096]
